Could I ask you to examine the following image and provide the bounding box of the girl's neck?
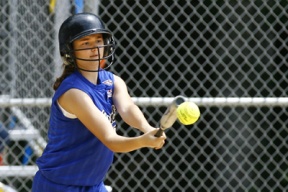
[80,70,99,85]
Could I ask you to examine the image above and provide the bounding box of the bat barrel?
[155,95,186,137]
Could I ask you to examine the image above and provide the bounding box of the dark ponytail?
[53,63,76,90]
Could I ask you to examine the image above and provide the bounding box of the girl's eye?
[82,42,90,46]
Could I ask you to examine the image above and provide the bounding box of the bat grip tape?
[154,128,163,137]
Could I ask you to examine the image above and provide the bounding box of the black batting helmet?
[58,13,116,69]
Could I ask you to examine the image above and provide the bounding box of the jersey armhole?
[57,101,77,119]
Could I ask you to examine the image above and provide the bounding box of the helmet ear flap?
[103,34,116,62]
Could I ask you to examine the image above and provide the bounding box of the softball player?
[32,13,166,192]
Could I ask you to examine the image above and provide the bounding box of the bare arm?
[58,88,165,153]
[113,75,156,133]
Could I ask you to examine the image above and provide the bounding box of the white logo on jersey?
[107,89,112,98]
[102,79,113,86]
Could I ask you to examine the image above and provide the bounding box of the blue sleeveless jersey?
[36,70,116,186]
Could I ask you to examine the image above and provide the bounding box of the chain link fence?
[0,0,287,191]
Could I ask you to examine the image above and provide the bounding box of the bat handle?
[154,128,164,137]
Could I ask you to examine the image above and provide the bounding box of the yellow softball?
[176,101,200,125]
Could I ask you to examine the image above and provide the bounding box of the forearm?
[120,104,155,133]
[106,134,144,153]
[113,75,156,133]
[105,128,165,153]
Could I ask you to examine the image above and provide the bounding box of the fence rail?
[0,166,37,177]
[0,97,288,107]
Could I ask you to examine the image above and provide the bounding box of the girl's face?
[73,33,104,70]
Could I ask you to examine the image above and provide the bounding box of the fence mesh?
[0,0,287,191]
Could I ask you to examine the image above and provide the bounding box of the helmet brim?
[69,29,112,43]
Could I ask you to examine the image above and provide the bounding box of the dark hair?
[53,63,76,90]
